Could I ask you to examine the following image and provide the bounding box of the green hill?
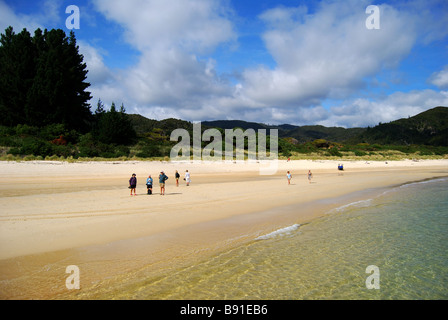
[129,106,448,147]
[357,106,448,146]
[199,107,448,147]
[127,114,193,136]
[281,125,366,143]
[202,120,366,143]
[2,106,447,160]
[202,120,270,131]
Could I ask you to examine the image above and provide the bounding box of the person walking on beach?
[129,173,137,196]
[146,175,153,195]
[159,171,169,195]
[175,170,180,187]
[307,170,313,184]
[286,171,292,185]
[184,170,191,186]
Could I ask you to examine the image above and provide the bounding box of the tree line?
[0,26,92,130]
[0,26,136,157]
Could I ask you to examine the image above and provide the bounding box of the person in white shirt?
[185,170,191,186]
[286,171,292,185]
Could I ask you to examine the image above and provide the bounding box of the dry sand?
[1,159,447,299]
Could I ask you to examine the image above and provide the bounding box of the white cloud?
[319,90,448,128]
[78,41,113,85]
[238,0,418,108]
[429,66,448,90]
[123,50,232,106]
[93,0,236,53]
[89,0,237,117]
[0,1,42,32]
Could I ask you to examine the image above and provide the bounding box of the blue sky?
[1,0,447,127]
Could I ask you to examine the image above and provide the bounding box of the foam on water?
[328,199,374,214]
[255,224,301,240]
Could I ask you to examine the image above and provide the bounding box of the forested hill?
[200,106,448,146]
[356,106,448,146]
[201,120,366,143]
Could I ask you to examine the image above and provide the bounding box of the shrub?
[15,138,54,156]
[15,124,39,136]
[39,124,67,140]
[313,139,329,148]
[327,148,342,157]
[136,144,162,158]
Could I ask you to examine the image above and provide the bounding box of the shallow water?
[78,177,448,300]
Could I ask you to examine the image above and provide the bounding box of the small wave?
[255,224,300,241]
[328,199,374,214]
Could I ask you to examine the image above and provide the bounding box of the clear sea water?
[102,178,448,300]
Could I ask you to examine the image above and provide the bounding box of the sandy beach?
[1,159,447,299]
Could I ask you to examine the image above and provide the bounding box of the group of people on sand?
[128,170,191,196]
[130,164,332,195]
[286,170,313,185]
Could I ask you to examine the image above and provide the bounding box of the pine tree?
[26,29,92,130]
[0,26,92,131]
[96,102,136,145]
[94,98,106,115]
[0,27,35,126]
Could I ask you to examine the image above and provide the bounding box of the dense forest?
[0,27,91,130]
[0,26,447,161]
[0,27,136,158]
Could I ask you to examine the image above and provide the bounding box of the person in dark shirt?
[129,173,137,196]
[175,170,180,187]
